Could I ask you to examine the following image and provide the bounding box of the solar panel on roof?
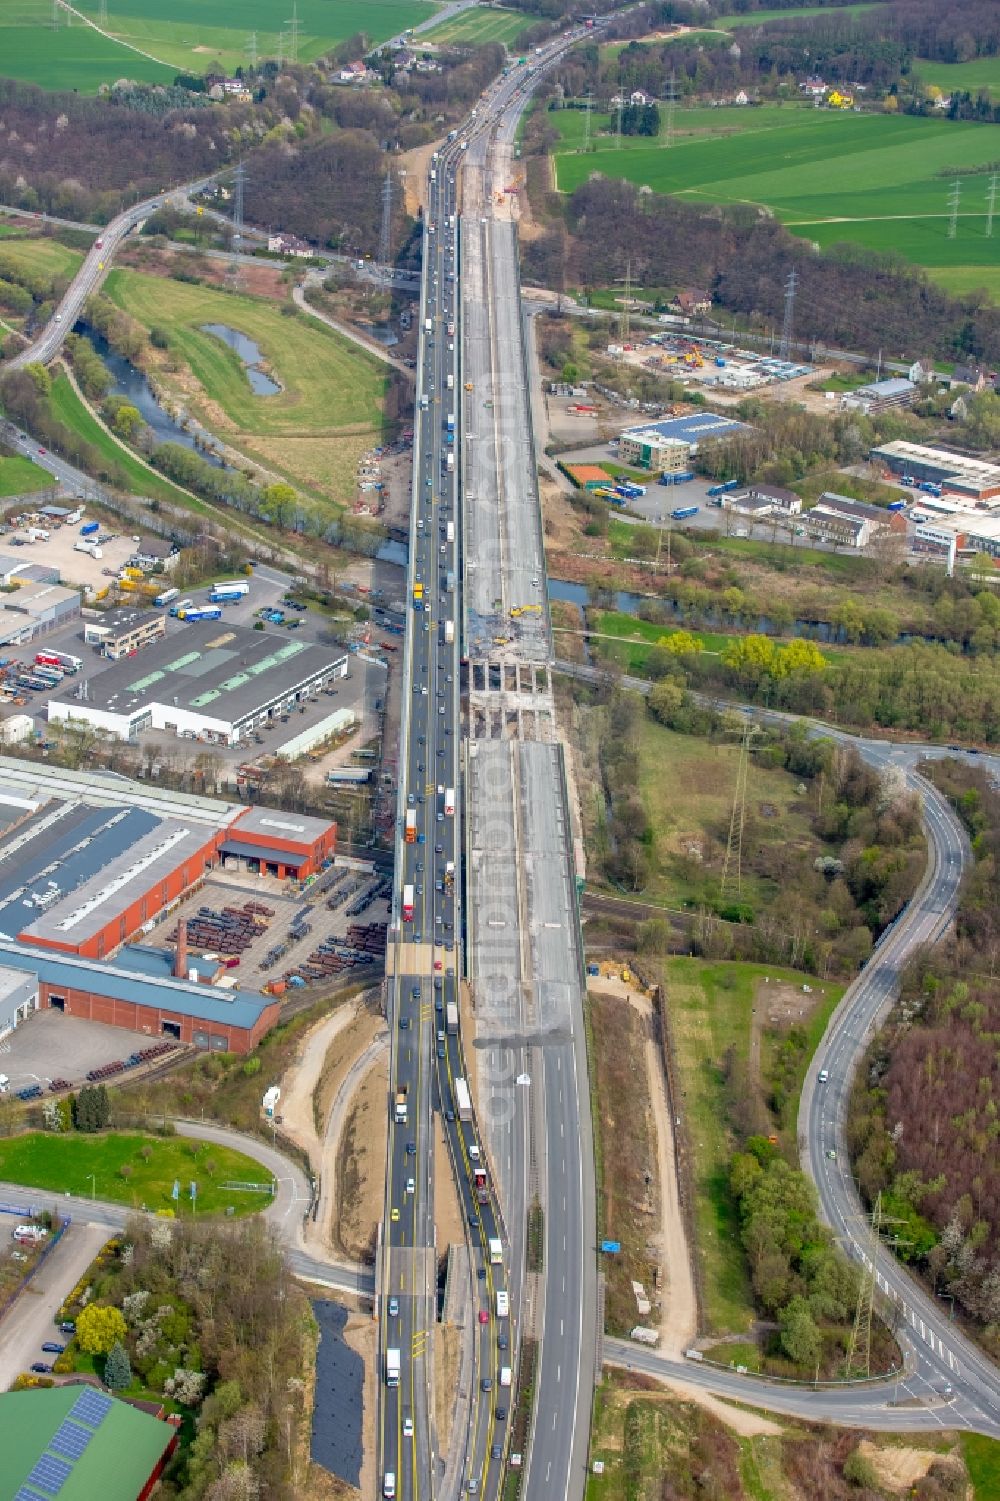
[71,1387,113,1426]
[27,1453,72,1493]
[50,1419,92,1460]
[14,1487,48,1501]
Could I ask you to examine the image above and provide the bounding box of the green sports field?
[914,55,1000,101]
[422,4,530,47]
[1,0,437,91]
[553,105,1000,300]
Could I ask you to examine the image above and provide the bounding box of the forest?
[848,759,1000,1350]
[521,172,1000,364]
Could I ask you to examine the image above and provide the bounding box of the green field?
[915,55,1000,101]
[1,0,437,91]
[423,4,529,47]
[104,268,388,502]
[0,0,175,91]
[79,0,438,73]
[717,2,878,26]
[661,958,842,1334]
[48,371,200,509]
[0,1131,274,1215]
[552,105,1000,299]
[0,237,84,280]
[964,1434,1000,1501]
[0,455,50,497]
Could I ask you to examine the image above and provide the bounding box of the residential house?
[908,358,936,385]
[799,77,827,98]
[630,90,650,106]
[267,232,314,258]
[132,537,179,572]
[732,89,750,106]
[951,364,988,392]
[338,60,368,83]
[673,288,712,317]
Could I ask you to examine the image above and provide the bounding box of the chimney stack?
[174,918,188,980]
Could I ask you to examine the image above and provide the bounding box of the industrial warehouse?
[0,759,340,1053]
[46,621,350,747]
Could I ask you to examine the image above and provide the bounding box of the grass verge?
[0,1130,273,1215]
[0,455,51,497]
[655,957,842,1335]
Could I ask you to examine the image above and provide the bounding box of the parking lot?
[0,1010,153,1091]
[0,518,138,596]
[142,868,389,991]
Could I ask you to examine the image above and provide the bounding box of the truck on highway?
[424,317,432,334]
[444,859,455,889]
[405,809,417,844]
[444,786,455,816]
[446,520,455,543]
[443,620,454,646]
[394,1086,408,1125]
[446,571,455,593]
[455,1077,472,1122]
[385,1347,400,1387]
[473,1166,488,1204]
[446,453,454,473]
[446,373,454,390]
[488,1236,503,1264]
[402,884,415,922]
[446,1001,459,1036]
[212,578,250,598]
[496,1290,509,1318]
[413,582,424,608]
[446,412,455,432]
[155,587,180,607]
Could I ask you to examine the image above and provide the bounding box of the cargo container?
[73,541,102,558]
[671,505,699,521]
[80,521,99,537]
[155,587,180,607]
[887,500,906,513]
[402,884,414,922]
[214,579,250,597]
[405,809,417,844]
[446,1001,459,1035]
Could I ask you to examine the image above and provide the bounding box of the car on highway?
[403,1416,414,1437]
[437,1043,445,1059]
[481,1377,492,1392]
[30,1363,52,1374]
[818,1069,829,1083]
[388,1297,399,1317]
[400,1016,410,1030]
[497,1334,509,1350]
[40,1343,65,1354]
[406,1176,415,1194]
[391,1208,400,1222]
[491,1444,502,1461]
[495,1406,507,1422]
[478,1309,489,1325]
[406,1141,416,1156]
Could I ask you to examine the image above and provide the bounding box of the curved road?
[558,659,1000,1434]
[7,174,218,371]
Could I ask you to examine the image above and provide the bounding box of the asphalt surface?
[376,32,604,1501]
[0,1219,107,1392]
[8,175,219,371]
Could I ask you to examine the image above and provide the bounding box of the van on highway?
[383,1474,396,1499]
[496,1289,509,1317]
